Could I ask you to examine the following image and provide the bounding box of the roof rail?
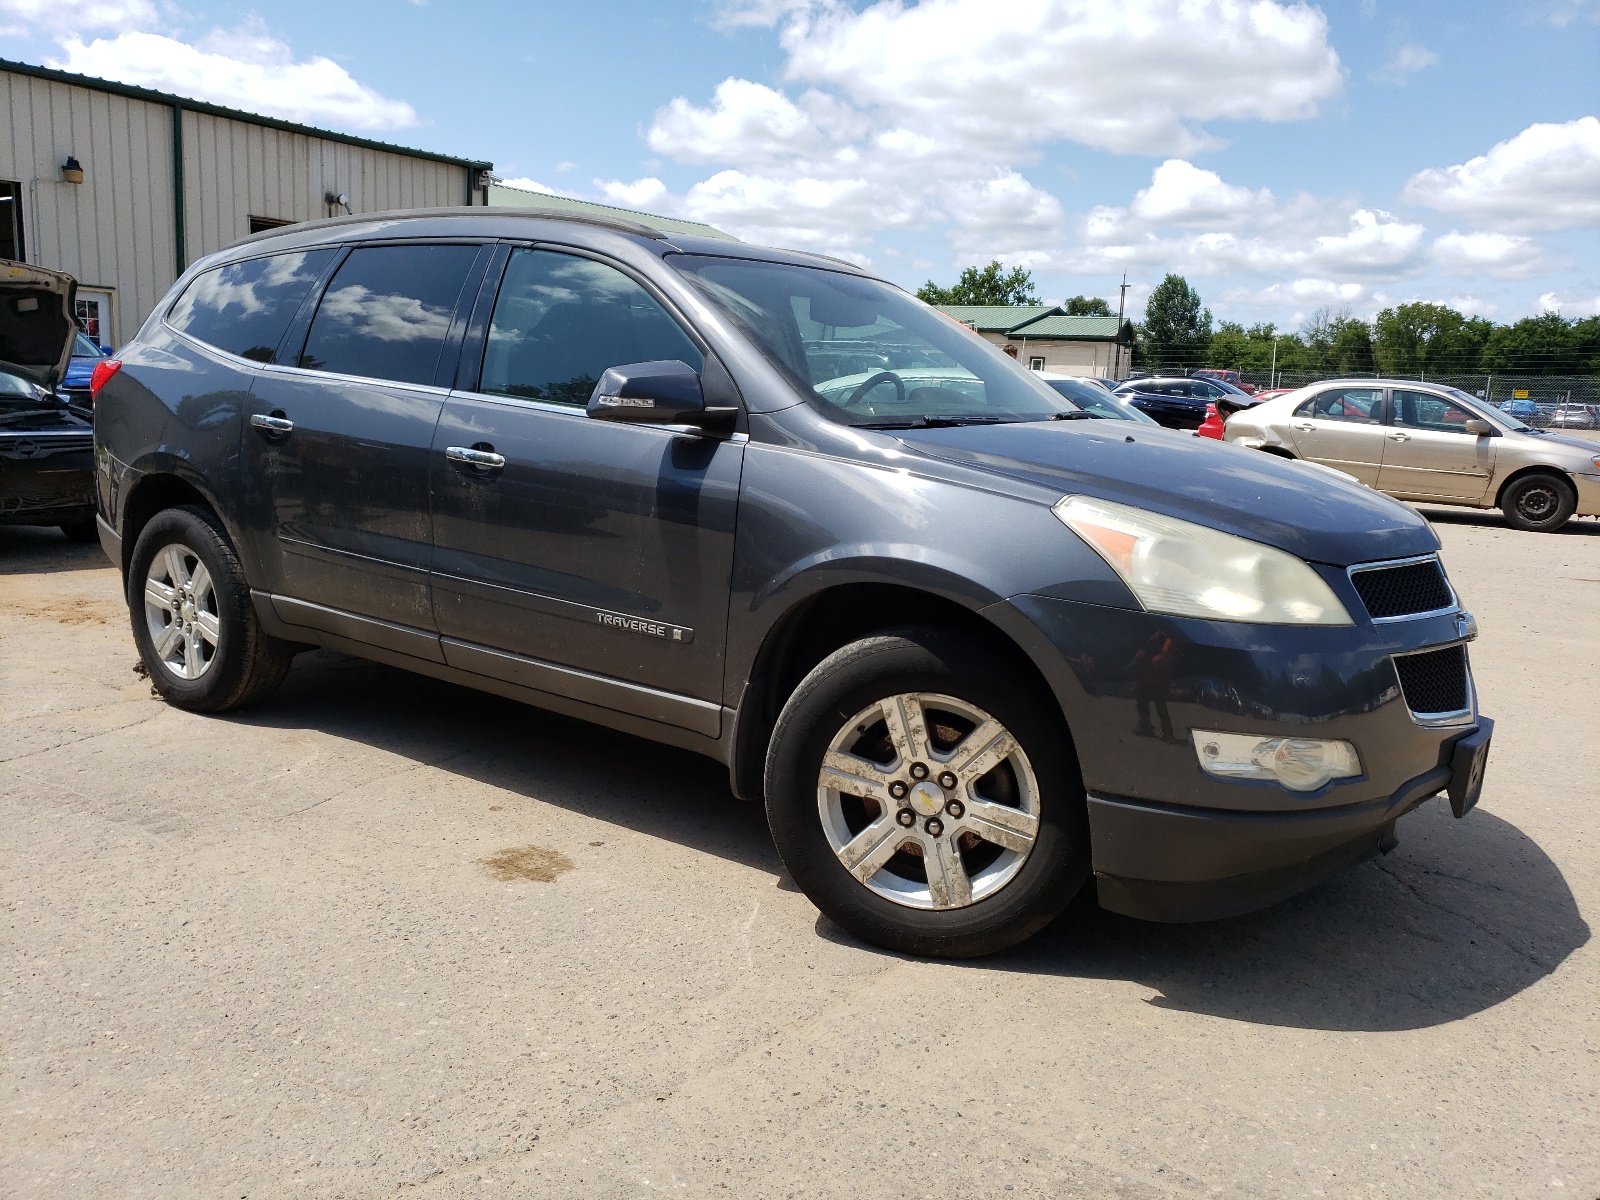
[224,205,668,252]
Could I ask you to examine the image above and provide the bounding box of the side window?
[1308,387,1382,423]
[167,249,335,362]
[1394,390,1475,433]
[299,244,481,386]
[480,248,702,406]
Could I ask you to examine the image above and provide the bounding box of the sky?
[2,0,1597,329]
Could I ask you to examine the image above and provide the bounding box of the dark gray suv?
[91,208,1493,957]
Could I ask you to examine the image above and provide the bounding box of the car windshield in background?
[1446,387,1532,432]
[1045,377,1158,424]
[667,255,1076,427]
[73,332,102,357]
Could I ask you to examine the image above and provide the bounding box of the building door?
[429,246,744,732]
[74,289,114,349]
[245,241,488,638]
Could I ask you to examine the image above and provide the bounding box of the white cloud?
[51,26,419,129]
[1431,230,1548,279]
[1372,43,1437,85]
[0,0,155,35]
[497,178,561,195]
[1402,117,1600,233]
[1547,0,1600,26]
[597,177,670,209]
[1537,290,1600,317]
[1129,159,1274,225]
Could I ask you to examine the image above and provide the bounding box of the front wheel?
[764,630,1090,958]
[127,505,296,712]
[1501,473,1575,533]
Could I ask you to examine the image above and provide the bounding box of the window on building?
[1028,356,1045,371]
[167,249,336,362]
[0,181,24,262]
[480,248,702,406]
[299,244,481,386]
[248,216,294,234]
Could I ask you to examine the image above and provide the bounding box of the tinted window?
[299,244,480,386]
[1394,390,1476,434]
[167,249,334,362]
[1303,387,1382,423]
[481,249,702,406]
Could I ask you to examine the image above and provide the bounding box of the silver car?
[1224,379,1600,533]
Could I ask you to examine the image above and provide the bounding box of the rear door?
[1376,389,1496,501]
[428,244,744,735]
[242,241,488,643]
[1284,385,1387,484]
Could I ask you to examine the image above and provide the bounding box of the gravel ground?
[2,506,1597,1200]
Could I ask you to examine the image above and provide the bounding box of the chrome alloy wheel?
[142,542,220,680]
[817,693,1041,910]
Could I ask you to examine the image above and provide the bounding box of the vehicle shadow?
[239,650,1586,1035]
[0,526,114,574]
[1417,506,1600,535]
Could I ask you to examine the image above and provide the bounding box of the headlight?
[1053,495,1352,625]
[1192,730,1361,792]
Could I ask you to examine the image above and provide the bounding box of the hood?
[0,260,78,390]
[1526,430,1600,456]
[895,421,1439,567]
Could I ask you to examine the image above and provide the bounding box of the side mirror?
[586,360,736,432]
[1462,418,1495,436]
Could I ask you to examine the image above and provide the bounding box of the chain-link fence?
[1232,370,1600,409]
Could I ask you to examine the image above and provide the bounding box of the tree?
[1372,302,1493,376]
[1479,312,1587,375]
[1138,274,1212,372]
[1064,295,1113,316]
[916,261,1039,306]
[1298,306,1376,376]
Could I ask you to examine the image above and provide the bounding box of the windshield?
[666,255,1077,426]
[1046,378,1158,424]
[73,332,103,357]
[1444,387,1529,432]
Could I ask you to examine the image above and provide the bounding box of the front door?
[429,246,744,735]
[1284,385,1388,484]
[244,241,487,637]
[1376,389,1496,501]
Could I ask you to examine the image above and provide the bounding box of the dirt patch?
[477,844,574,883]
[0,596,123,625]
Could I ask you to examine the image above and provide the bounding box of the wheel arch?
[727,578,1070,802]
[117,460,242,582]
[1493,463,1577,510]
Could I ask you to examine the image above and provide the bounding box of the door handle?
[1292,422,1313,431]
[445,445,506,471]
[1387,431,1411,441]
[250,412,293,435]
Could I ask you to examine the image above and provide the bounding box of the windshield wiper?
[852,414,1022,429]
[1046,410,1097,421]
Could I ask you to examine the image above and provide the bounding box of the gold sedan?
[1224,380,1600,533]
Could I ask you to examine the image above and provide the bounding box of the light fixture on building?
[324,191,352,214]
[61,156,84,184]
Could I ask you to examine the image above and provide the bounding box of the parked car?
[1036,372,1158,424]
[1112,376,1244,429]
[1547,403,1597,431]
[1497,397,1544,426]
[0,261,98,541]
[93,210,1493,957]
[1251,387,1296,403]
[1225,380,1600,532]
[1193,367,1256,395]
[60,330,111,408]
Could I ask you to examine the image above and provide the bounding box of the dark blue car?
[1113,375,1245,429]
[60,331,110,407]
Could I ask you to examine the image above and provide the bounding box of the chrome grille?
[1393,645,1470,718]
[1350,556,1454,621]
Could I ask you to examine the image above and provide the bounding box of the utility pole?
[1115,274,1130,380]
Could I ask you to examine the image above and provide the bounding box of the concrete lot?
[3,507,1597,1199]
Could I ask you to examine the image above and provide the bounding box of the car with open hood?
[91,209,1493,957]
[1224,379,1600,533]
[1,260,98,540]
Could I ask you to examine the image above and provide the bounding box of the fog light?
[1192,730,1361,793]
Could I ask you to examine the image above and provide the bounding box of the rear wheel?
[1500,473,1575,533]
[127,505,296,711]
[764,629,1089,958]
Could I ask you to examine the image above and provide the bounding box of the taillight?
[1197,401,1225,440]
[89,359,122,399]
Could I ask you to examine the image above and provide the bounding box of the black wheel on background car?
[1500,473,1576,533]
[127,504,296,712]
[764,629,1090,958]
[59,518,100,543]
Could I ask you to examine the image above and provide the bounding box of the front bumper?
[983,589,1490,922]
[1570,470,1600,518]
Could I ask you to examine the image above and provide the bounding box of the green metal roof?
[937,305,1058,333]
[1008,313,1129,341]
[487,184,738,242]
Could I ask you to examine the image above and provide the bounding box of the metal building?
[1,59,493,348]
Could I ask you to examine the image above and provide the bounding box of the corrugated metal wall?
[1,70,475,346]
[0,71,177,346]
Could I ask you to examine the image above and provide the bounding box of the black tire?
[127,504,295,712]
[58,518,99,543]
[1500,473,1576,533]
[764,629,1090,958]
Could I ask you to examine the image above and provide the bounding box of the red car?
[1193,368,1257,395]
